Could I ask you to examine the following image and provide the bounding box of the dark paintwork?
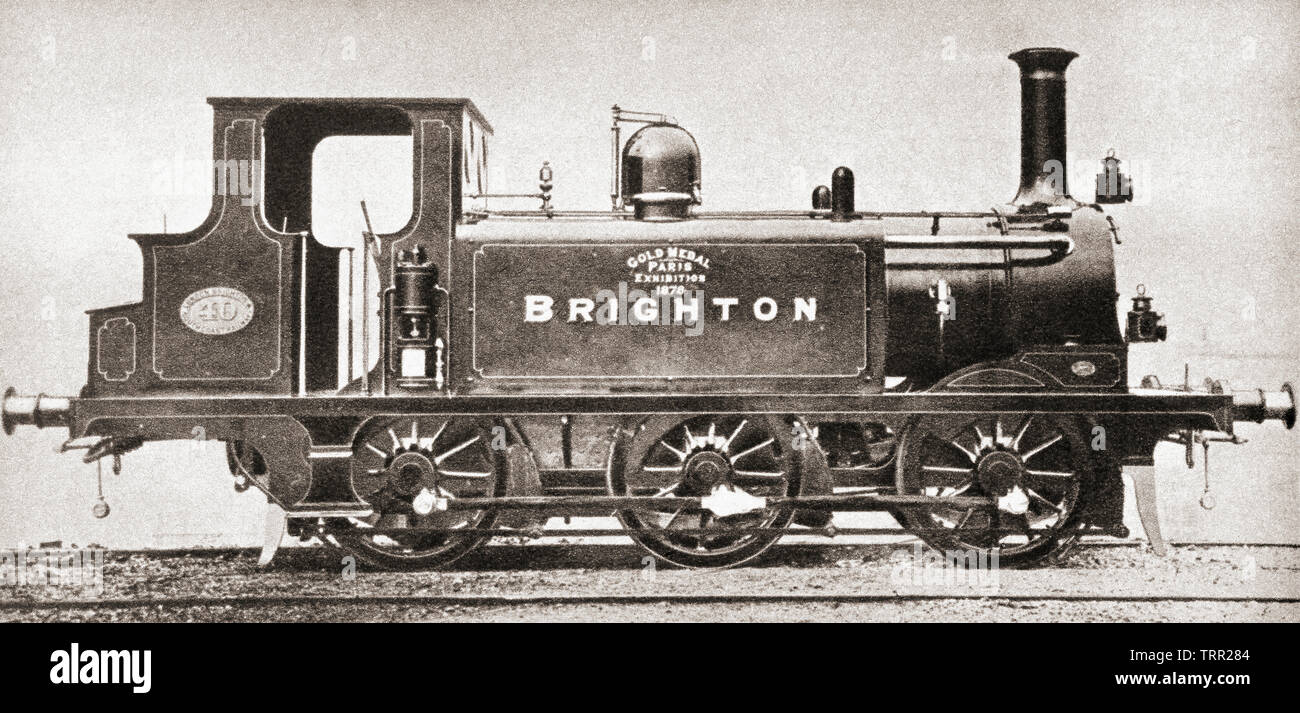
[85,98,488,399]
[0,49,1278,533]
[85,116,299,396]
[464,241,871,384]
[66,389,1231,510]
[57,89,1210,516]
[1009,48,1078,208]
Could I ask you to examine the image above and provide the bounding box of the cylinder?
[831,167,854,221]
[1009,48,1078,209]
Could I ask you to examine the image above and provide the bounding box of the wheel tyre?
[896,413,1096,568]
[334,417,505,571]
[610,414,800,570]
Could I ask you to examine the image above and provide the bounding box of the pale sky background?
[0,0,1296,548]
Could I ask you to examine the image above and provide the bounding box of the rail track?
[3,589,1298,612]
[2,542,1297,621]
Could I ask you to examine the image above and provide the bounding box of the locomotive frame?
[3,47,1294,570]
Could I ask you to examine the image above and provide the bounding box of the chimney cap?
[1009,47,1079,75]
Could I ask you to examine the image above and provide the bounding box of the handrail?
[466,207,1060,222]
[883,234,1072,252]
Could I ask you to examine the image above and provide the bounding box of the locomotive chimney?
[1009,47,1078,209]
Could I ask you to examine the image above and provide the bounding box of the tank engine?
[3,48,1294,569]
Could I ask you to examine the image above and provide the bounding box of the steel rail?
[4,591,1296,611]
[75,542,1300,559]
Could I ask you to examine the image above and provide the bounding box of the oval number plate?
[180,287,254,335]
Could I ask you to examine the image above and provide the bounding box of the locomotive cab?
[79,98,491,399]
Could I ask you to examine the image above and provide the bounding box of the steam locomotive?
[3,48,1294,569]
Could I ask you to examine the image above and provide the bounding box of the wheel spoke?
[433,436,480,465]
[1011,415,1034,449]
[945,437,979,463]
[365,443,388,458]
[921,464,974,488]
[437,470,492,479]
[1021,434,1062,462]
[419,420,449,452]
[732,469,785,480]
[663,509,691,530]
[729,437,774,465]
[721,419,747,451]
[1025,487,1063,514]
[659,439,688,461]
